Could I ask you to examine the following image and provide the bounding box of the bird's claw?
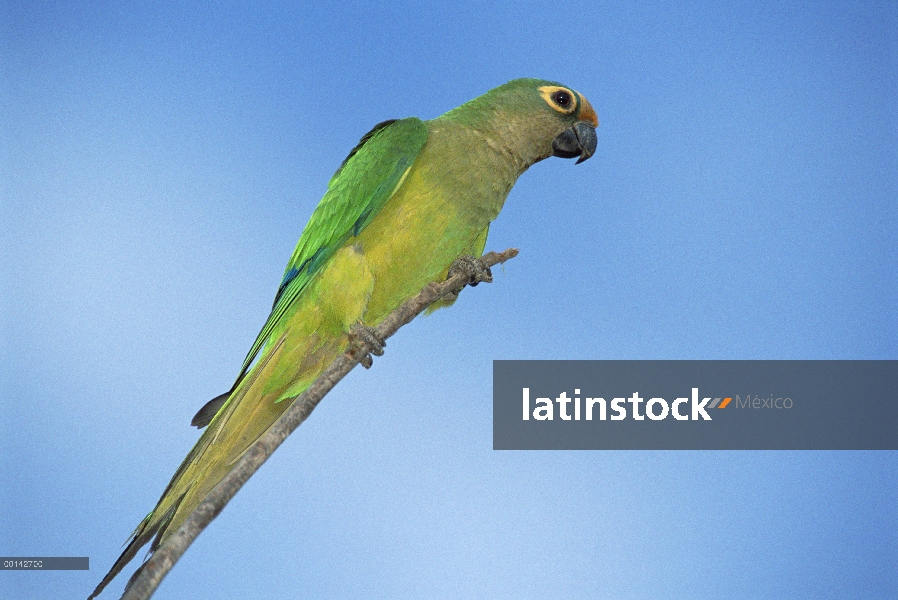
[348,323,385,369]
[448,254,492,288]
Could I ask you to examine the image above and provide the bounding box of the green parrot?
[89,78,598,599]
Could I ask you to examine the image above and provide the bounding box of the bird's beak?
[552,94,598,164]
[552,121,598,164]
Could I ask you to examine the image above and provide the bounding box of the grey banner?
[0,557,89,570]
[493,360,897,450]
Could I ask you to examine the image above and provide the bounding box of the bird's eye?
[538,85,578,114]
[551,91,572,108]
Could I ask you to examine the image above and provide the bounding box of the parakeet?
[89,78,598,599]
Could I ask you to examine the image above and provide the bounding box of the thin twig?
[119,248,519,600]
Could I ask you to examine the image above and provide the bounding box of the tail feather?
[88,336,345,600]
[87,523,151,600]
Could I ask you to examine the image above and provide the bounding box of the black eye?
[551,90,572,108]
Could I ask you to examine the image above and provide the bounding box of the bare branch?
[119,248,519,600]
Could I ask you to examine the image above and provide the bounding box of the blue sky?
[2,1,896,598]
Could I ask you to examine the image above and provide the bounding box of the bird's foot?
[448,254,493,288]
[348,323,385,369]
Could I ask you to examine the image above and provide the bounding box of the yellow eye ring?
[539,85,578,114]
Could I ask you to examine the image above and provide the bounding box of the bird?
[89,77,598,599]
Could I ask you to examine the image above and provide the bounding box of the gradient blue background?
[2,2,896,598]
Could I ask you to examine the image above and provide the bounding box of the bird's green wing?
[235,117,428,383]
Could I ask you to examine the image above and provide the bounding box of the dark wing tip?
[190,391,231,428]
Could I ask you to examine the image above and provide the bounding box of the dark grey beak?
[551,121,598,164]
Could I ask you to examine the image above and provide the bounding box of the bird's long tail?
[88,331,340,599]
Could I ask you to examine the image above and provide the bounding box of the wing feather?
[234,117,428,383]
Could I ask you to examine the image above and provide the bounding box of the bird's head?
[442,78,598,166]
[537,84,599,164]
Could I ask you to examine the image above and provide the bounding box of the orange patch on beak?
[578,95,599,127]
